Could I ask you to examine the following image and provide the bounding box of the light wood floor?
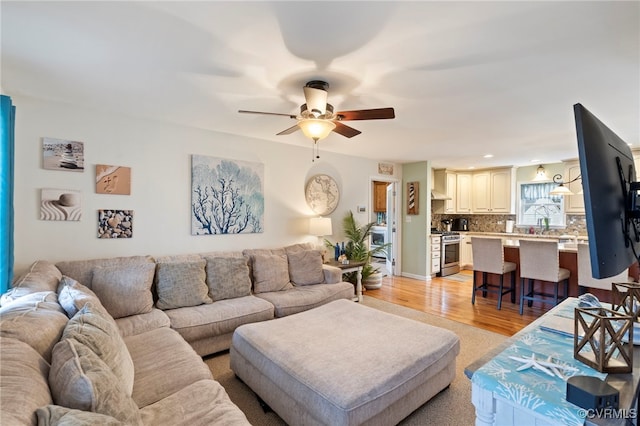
[366,270,547,336]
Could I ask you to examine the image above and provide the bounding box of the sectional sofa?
[0,243,354,425]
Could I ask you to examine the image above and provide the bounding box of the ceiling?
[2,1,639,169]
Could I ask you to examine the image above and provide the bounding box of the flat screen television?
[575,103,640,279]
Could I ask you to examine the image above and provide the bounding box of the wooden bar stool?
[471,237,516,310]
[518,239,570,315]
[577,243,629,294]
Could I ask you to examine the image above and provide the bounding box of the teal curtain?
[0,95,15,293]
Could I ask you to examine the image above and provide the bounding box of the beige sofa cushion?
[91,263,155,319]
[140,379,250,425]
[251,253,292,293]
[0,337,53,426]
[62,303,135,396]
[124,327,213,408]
[49,338,142,425]
[1,260,61,305]
[36,405,124,425]
[204,256,252,301]
[155,260,212,310]
[287,250,325,285]
[56,255,154,290]
[0,291,68,362]
[57,275,104,318]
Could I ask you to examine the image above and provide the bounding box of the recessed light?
[483,154,493,159]
[531,159,541,163]
[468,166,475,170]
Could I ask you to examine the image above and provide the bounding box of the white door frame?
[370,176,401,276]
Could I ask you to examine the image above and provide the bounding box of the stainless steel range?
[440,232,461,277]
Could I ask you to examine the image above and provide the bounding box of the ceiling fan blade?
[238,110,297,119]
[335,107,395,121]
[303,86,328,116]
[332,122,362,138]
[276,124,300,135]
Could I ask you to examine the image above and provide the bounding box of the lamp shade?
[549,184,574,196]
[298,119,336,141]
[532,165,549,182]
[309,217,332,236]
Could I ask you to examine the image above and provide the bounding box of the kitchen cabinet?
[456,173,473,213]
[432,169,456,213]
[563,160,584,214]
[430,234,441,276]
[373,181,388,212]
[472,168,513,213]
[459,233,473,270]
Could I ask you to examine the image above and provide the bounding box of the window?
[517,182,565,228]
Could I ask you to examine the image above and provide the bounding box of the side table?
[326,260,366,302]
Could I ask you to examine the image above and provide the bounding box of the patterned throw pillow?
[155,260,212,310]
[252,254,292,294]
[91,263,155,319]
[287,250,325,286]
[204,256,252,301]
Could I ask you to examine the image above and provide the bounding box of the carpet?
[204,297,507,425]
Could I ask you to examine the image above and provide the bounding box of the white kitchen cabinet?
[563,160,584,214]
[459,233,473,270]
[472,168,513,213]
[456,173,473,213]
[430,234,441,275]
[432,169,456,214]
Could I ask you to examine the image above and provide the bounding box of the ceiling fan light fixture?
[298,119,336,142]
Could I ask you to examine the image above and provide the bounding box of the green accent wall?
[401,161,431,278]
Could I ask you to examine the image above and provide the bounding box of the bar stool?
[518,239,570,315]
[471,237,517,310]
[577,243,629,294]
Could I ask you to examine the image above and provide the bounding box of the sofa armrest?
[322,265,342,284]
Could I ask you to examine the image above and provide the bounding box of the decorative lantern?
[574,307,633,373]
[612,282,640,322]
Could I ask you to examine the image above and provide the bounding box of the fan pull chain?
[312,139,320,162]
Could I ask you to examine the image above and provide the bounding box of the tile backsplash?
[431,213,587,236]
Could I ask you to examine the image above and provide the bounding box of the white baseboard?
[400,272,428,281]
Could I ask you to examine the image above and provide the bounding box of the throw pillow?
[155,260,212,310]
[62,303,135,397]
[0,291,68,362]
[251,253,292,293]
[49,338,142,425]
[1,260,62,306]
[287,250,325,286]
[57,275,104,318]
[204,256,252,301]
[36,405,124,426]
[91,263,155,319]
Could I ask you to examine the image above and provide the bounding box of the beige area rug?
[204,297,507,426]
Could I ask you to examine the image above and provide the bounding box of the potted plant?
[325,211,390,289]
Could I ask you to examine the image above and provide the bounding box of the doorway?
[371,178,400,276]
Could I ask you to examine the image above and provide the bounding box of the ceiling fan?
[239,80,395,160]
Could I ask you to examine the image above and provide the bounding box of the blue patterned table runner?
[471,298,608,426]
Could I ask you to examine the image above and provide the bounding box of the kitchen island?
[465,233,637,305]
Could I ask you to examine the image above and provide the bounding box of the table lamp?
[309,217,333,260]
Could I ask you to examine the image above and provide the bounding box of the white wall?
[11,96,401,275]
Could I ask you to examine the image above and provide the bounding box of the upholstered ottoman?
[230,299,460,426]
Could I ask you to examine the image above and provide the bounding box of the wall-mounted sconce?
[549,173,582,196]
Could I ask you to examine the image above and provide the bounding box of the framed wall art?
[406,181,419,215]
[191,155,264,235]
[98,209,133,238]
[96,164,131,195]
[40,188,82,221]
[42,137,84,171]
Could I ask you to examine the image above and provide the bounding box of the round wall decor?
[305,174,340,215]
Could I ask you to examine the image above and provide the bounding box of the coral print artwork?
[96,165,131,195]
[42,137,84,171]
[98,210,133,238]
